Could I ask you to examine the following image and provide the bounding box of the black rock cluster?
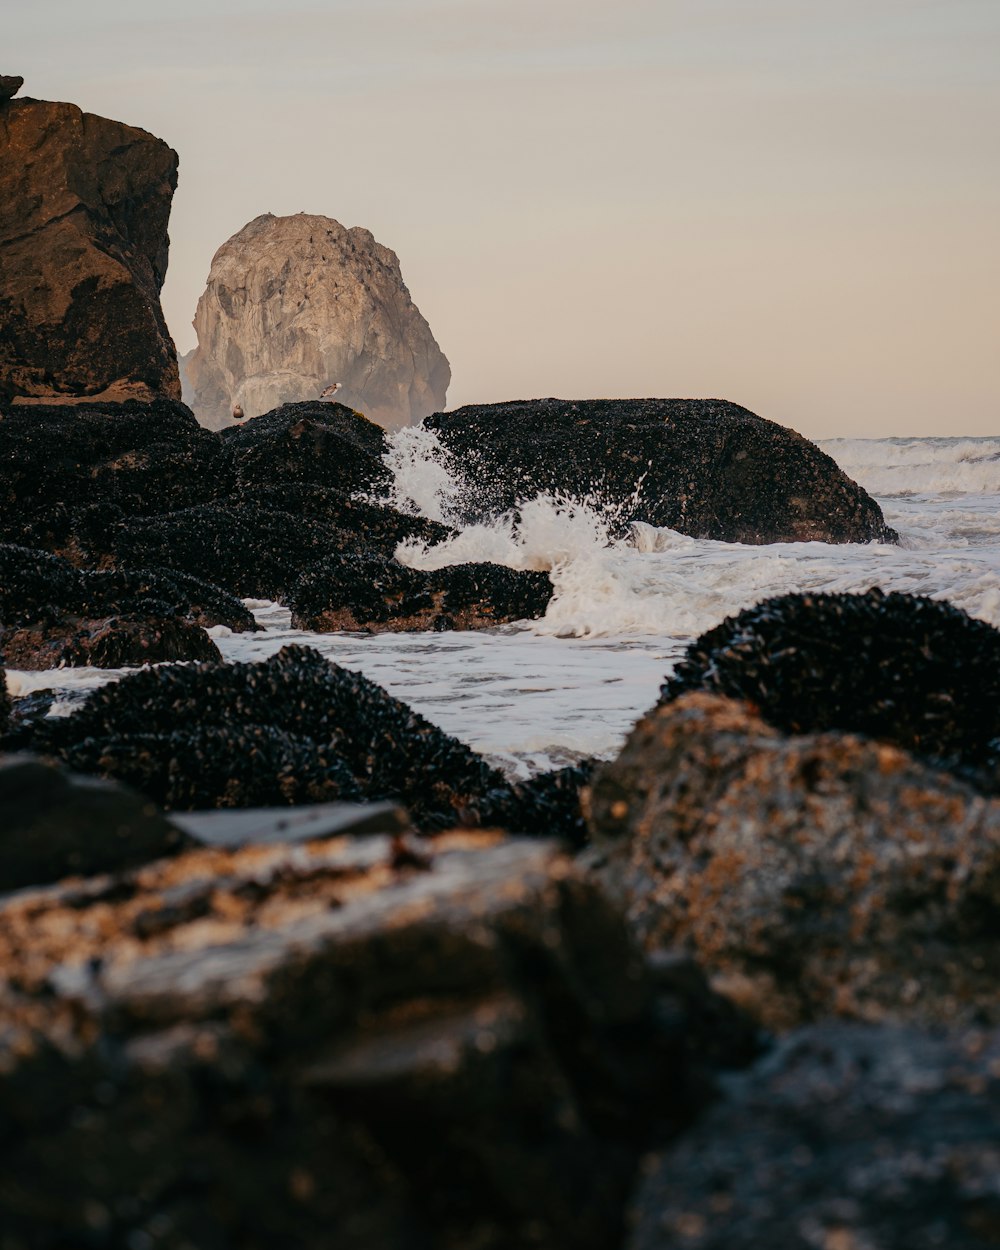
[425,398,897,545]
[0,543,255,631]
[660,588,1000,786]
[32,645,589,833]
[289,553,553,631]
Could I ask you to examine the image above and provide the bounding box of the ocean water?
[9,433,1000,779]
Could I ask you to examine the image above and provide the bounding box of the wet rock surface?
[0,400,226,544]
[0,833,707,1250]
[588,692,1000,1030]
[0,93,180,404]
[220,401,392,497]
[0,664,8,733]
[425,398,896,544]
[661,588,1000,789]
[0,753,191,891]
[0,543,255,632]
[0,544,251,669]
[289,553,553,631]
[628,1023,1000,1250]
[0,614,221,671]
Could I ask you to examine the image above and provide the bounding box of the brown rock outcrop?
[0,86,180,404]
[182,213,450,429]
[588,693,1000,1031]
[0,832,689,1250]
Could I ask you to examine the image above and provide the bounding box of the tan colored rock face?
[0,93,181,404]
[182,212,450,430]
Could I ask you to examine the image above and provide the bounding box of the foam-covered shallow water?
[9,432,1000,776]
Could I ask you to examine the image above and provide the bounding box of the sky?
[8,0,999,437]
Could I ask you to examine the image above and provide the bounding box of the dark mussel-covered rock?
[0,400,226,535]
[99,503,351,600]
[35,646,504,825]
[0,663,8,734]
[660,588,1000,787]
[589,692,1000,1031]
[98,497,452,602]
[220,401,392,497]
[288,554,553,632]
[0,615,221,671]
[0,543,251,670]
[424,398,896,545]
[628,1023,1000,1250]
[0,543,256,632]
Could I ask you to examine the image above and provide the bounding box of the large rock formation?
[0,82,181,405]
[182,213,450,429]
[424,398,896,545]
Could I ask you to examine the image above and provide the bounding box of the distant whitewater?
[14,432,1000,778]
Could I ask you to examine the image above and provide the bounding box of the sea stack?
[181,212,451,429]
[0,77,181,405]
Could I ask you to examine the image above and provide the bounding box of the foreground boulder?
[182,212,450,429]
[629,1023,1000,1250]
[588,693,1000,1030]
[0,86,180,404]
[0,753,191,891]
[0,833,704,1249]
[32,646,587,838]
[661,588,1000,788]
[424,398,896,544]
[289,554,553,631]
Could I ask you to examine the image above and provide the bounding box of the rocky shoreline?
[3,75,998,1250]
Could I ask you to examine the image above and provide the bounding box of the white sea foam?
[820,437,1000,497]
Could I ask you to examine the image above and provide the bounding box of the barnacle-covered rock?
[660,588,1000,787]
[0,752,192,891]
[0,615,221,671]
[589,692,1000,1030]
[0,400,225,541]
[34,646,511,825]
[220,400,392,497]
[0,834,697,1250]
[0,544,256,631]
[424,399,896,544]
[628,1023,1000,1250]
[33,647,592,836]
[100,496,450,602]
[288,554,553,632]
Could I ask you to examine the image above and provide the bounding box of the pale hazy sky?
[9,0,999,436]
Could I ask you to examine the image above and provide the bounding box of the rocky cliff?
[181,213,450,430]
[0,78,181,405]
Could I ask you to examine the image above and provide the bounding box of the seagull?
[319,382,343,400]
[232,403,245,420]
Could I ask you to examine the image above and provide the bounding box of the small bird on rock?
[232,403,245,420]
[319,382,343,400]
